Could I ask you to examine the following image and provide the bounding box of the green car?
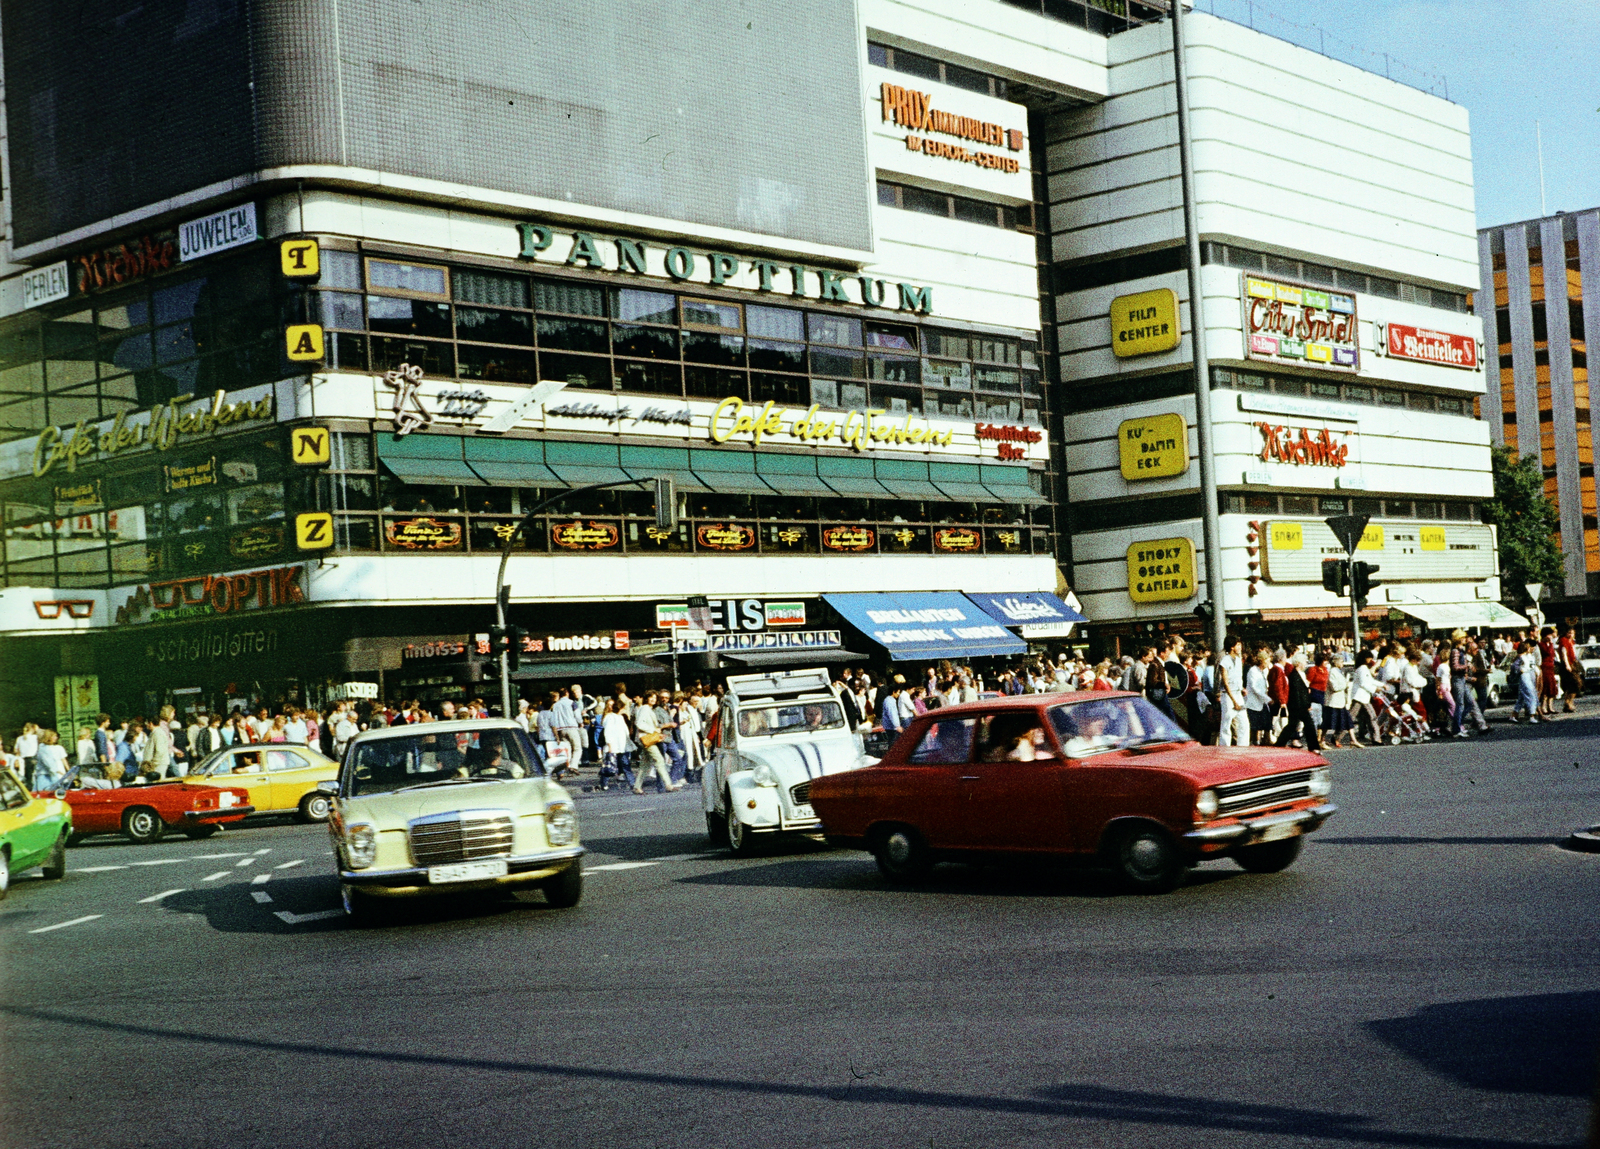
[1,763,71,898]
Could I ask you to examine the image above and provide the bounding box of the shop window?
[326,332,368,371]
[879,500,927,524]
[977,396,1020,421]
[683,330,745,366]
[537,316,608,354]
[901,185,949,218]
[974,365,1021,392]
[763,521,817,552]
[455,306,533,346]
[924,330,968,359]
[534,278,604,317]
[167,493,223,534]
[1345,385,1372,404]
[1308,382,1340,400]
[1376,389,1404,407]
[470,518,534,553]
[869,354,919,385]
[321,250,363,291]
[1243,494,1277,513]
[602,288,669,325]
[328,433,374,473]
[110,541,155,578]
[43,357,95,391]
[94,298,151,333]
[539,351,609,390]
[366,258,449,299]
[872,383,923,414]
[1386,500,1414,518]
[1281,495,1316,514]
[615,360,682,396]
[808,314,862,347]
[454,269,529,309]
[1352,498,1383,517]
[972,337,1020,365]
[315,291,365,332]
[747,305,804,342]
[1319,498,1347,514]
[327,474,377,512]
[838,382,868,409]
[747,339,805,373]
[1415,501,1442,519]
[384,515,464,551]
[1406,392,1435,411]
[368,296,452,339]
[984,526,1028,554]
[457,344,536,384]
[47,389,101,426]
[881,523,931,553]
[613,324,678,360]
[931,392,974,419]
[924,360,971,390]
[627,518,690,552]
[379,478,461,514]
[758,494,816,520]
[335,516,379,552]
[103,330,153,372]
[1274,378,1306,396]
[682,298,742,331]
[810,347,865,378]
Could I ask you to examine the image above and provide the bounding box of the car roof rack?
[724,668,833,701]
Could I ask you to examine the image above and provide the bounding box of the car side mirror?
[316,779,341,796]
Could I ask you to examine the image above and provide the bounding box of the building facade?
[0,0,1500,725]
[1477,208,1600,612]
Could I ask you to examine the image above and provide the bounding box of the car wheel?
[340,884,385,926]
[541,865,583,908]
[1232,836,1304,874]
[121,807,164,845]
[0,848,10,901]
[1113,825,1185,894]
[183,824,220,839]
[725,801,760,857]
[705,812,721,844]
[873,825,933,881]
[41,833,67,880]
[299,793,333,824]
[66,833,85,847]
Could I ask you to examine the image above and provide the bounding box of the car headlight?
[344,823,377,869]
[1309,766,1332,798]
[1195,788,1219,820]
[545,800,577,846]
[751,762,779,788]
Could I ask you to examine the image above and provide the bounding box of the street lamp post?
[492,477,676,718]
[1171,0,1227,657]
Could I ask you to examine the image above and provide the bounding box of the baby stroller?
[1371,690,1430,744]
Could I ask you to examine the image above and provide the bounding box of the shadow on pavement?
[1366,991,1600,1098]
[0,1005,1559,1149]
[580,831,829,862]
[1317,836,1561,846]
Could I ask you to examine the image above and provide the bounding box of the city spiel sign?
[1243,275,1358,373]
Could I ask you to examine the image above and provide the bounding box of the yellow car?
[327,719,583,923]
[1,764,70,898]
[188,743,340,823]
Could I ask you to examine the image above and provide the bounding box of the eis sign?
[1243,275,1358,373]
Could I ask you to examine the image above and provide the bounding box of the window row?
[876,181,1034,233]
[867,42,1010,99]
[1222,492,1482,521]
[995,0,1163,35]
[1212,368,1475,417]
[1203,243,1470,313]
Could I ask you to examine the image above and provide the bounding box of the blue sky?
[1198,0,1600,228]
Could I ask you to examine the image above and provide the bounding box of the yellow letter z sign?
[295,511,334,550]
[286,324,324,361]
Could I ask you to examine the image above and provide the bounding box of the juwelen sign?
[1382,323,1478,370]
[1243,275,1358,373]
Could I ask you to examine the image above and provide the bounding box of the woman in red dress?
[1557,625,1583,713]
[1538,627,1560,717]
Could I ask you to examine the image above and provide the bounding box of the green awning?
[817,454,892,498]
[980,464,1048,505]
[754,451,834,496]
[377,433,484,485]
[688,448,773,496]
[508,658,668,681]
[620,444,713,492]
[928,461,991,501]
[543,440,633,487]
[873,458,945,500]
[462,436,562,486]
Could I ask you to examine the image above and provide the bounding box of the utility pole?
[1171,0,1227,656]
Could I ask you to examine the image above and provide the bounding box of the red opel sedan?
[43,766,254,845]
[808,692,1336,893]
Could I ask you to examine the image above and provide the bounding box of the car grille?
[789,781,812,806]
[408,809,515,866]
[1215,769,1313,817]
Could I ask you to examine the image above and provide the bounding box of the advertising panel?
[1379,323,1479,370]
[1242,274,1359,372]
[1118,413,1188,480]
[1126,537,1197,603]
[1261,520,1495,583]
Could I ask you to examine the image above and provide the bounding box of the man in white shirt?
[1215,637,1250,747]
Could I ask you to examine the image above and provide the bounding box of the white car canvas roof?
[724,668,833,701]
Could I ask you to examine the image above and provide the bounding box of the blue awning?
[965,590,1088,628]
[823,592,1027,661]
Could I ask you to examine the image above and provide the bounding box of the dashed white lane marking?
[138,889,185,903]
[234,857,255,868]
[192,853,247,860]
[587,862,661,872]
[76,865,129,873]
[29,915,102,934]
[202,871,230,882]
[274,909,341,924]
[251,873,271,885]
[646,853,720,862]
[274,859,304,870]
[253,848,271,855]
[130,859,185,866]
[597,807,661,817]
[251,891,274,904]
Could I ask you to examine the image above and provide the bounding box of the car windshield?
[1581,644,1600,661]
[736,700,845,737]
[344,728,538,797]
[1047,696,1192,758]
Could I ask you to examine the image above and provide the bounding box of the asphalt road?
[2,707,1597,1149]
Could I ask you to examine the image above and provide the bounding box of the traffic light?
[488,625,526,671]
[1321,557,1349,596]
[654,477,678,532]
[1351,561,1381,603]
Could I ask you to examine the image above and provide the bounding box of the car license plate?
[1258,821,1301,843]
[790,803,815,820]
[427,859,508,884]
